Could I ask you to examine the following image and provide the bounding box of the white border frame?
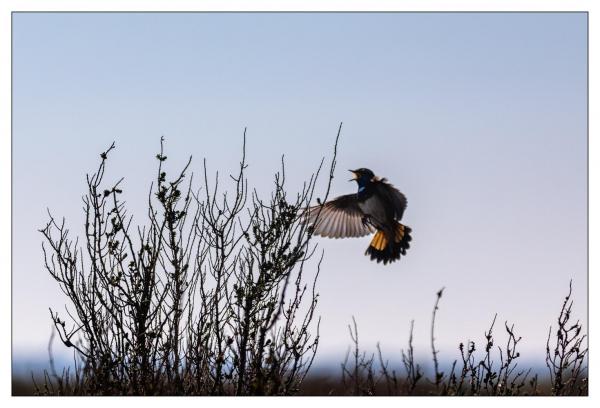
[1,1,595,407]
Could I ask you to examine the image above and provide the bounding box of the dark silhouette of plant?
[340,316,377,396]
[430,287,444,390]
[38,125,342,395]
[400,320,423,394]
[545,280,588,396]
[339,282,587,396]
[440,314,533,396]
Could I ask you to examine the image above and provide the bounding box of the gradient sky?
[13,12,587,370]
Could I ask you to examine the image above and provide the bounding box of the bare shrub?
[340,316,378,395]
[340,282,587,396]
[38,126,342,395]
[545,280,588,396]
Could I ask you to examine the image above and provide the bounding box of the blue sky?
[12,12,587,370]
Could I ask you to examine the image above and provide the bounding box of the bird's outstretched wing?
[374,179,408,220]
[304,194,375,238]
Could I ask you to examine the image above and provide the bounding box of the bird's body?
[305,168,412,264]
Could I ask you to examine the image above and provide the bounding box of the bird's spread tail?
[365,222,412,264]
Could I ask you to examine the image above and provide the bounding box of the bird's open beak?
[349,170,358,181]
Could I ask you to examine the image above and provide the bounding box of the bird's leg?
[361,215,371,227]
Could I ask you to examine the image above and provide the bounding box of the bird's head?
[349,168,376,186]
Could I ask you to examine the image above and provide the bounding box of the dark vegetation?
[19,127,587,396]
[337,283,587,396]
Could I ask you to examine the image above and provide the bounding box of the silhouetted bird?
[305,168,412,264]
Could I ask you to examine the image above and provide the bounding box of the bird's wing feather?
[304,194,375,238]
[375,179,408,220]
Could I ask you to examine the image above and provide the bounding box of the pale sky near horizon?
[13,12,587,371]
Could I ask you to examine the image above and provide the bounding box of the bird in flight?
[305,168,412,264]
